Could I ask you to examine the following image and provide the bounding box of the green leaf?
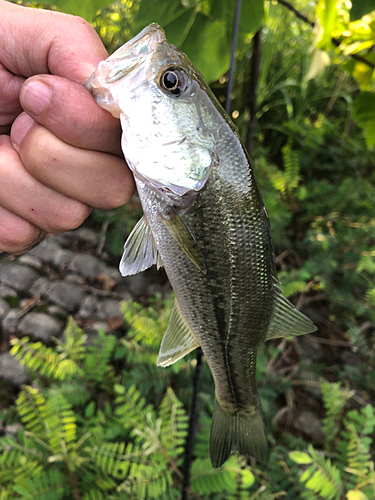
[353,91,375,148]
[51,0,112,21]
[317,0,337,49]
[346,491,368,500]
[350,0,375,21]
[289,451,313,465]
[133,0,264,82]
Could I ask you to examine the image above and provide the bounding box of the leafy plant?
[290,381,375,500]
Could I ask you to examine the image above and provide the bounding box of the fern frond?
[84,330,117,384]
[13,469,67,500]
[299,445,343,500]
[88,441,133,479]
[159,388,189,461]
[190,456,255,496]
[56,381,91,407]
[321,381,355,451]
[118,461,173,499]
[40,389,77,455]
[10,337,84,383]
[16,386,47,437]
[114,384,154,431]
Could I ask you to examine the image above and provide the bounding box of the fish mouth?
[85,23,165,92]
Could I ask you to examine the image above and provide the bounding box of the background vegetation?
[1,0,375,498]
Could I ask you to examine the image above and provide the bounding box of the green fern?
[10,336,84,383]
[298,444,343,499]
[13,469,67,500]
[321,381,355,451]
[190,456,255,496]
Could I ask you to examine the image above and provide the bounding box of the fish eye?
[160,67,188,96]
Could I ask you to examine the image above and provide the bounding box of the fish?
[86,23,317,468]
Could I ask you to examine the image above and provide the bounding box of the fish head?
[86,23,218,201]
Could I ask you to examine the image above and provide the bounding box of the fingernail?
[22,80,51,115]
[11,114,35,147]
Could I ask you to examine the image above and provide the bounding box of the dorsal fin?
[119,216,160,276]
[157,299,199,367]
[265,282,317,340]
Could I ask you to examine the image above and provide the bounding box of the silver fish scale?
[137,121,274,412]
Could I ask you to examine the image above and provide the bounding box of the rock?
[298,335,324,362]
[78,295,100,319]
[97,299,122,319]
[2,308,23,334]
[47,305,67,319]
[0,353,29,386]
[0,264,38,293]
[67,254,106,278]
[72,227,99,245]
[46,282,85,313]
[18,312,64,342]
[294,410,324,442]
[30,277,51,298]
[0,298,10,320]
[65,274,85,286]
[28,240,62,263]
[17,254,43,270]
[0,284,17,300]
[52,248,75,267]
[120,273,149,296]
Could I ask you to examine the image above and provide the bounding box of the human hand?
[0,0,135,254]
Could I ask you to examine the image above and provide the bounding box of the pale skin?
[0,0,135,254]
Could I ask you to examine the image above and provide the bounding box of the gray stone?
[52,248,75,267]
[298,335,324,362]
[46,282,85,312]
[0,353,29,386]
[85,321,110,335]
[78,295,100,319]
[67,254,106,278]
[0,297,10,319]
[120,273,148,296]
[30,277,50,297]
[47,305,67,319]
[18,312,64,342]
[17,254,43,270]
[294,410,324,442]
[0,284,17,299]
[97,299,122,319]
[104,266,122,281]
[0,263,38,293]
[73,227,98,245]
[2,308,22,334]
[65,274,85,286]
[28,240,62,263]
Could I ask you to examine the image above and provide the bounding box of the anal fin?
[265,283,317,341]
[157,299,199,367]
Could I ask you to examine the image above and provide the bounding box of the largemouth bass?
[86,23,317,468]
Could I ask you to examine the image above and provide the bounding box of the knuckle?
[0,220,43,254]
[49,201,91,233]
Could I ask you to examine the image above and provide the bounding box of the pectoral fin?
[265,283,317,341]
[159,206,205,272]
[120,216,162,276]
[157,300,199,367]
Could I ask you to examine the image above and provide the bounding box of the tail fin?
[209,397,268,468]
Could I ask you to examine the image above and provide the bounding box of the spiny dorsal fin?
[159,206,205,273]
[119,216,160,276]
[265,283,317,341]
[157,299,199,367]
